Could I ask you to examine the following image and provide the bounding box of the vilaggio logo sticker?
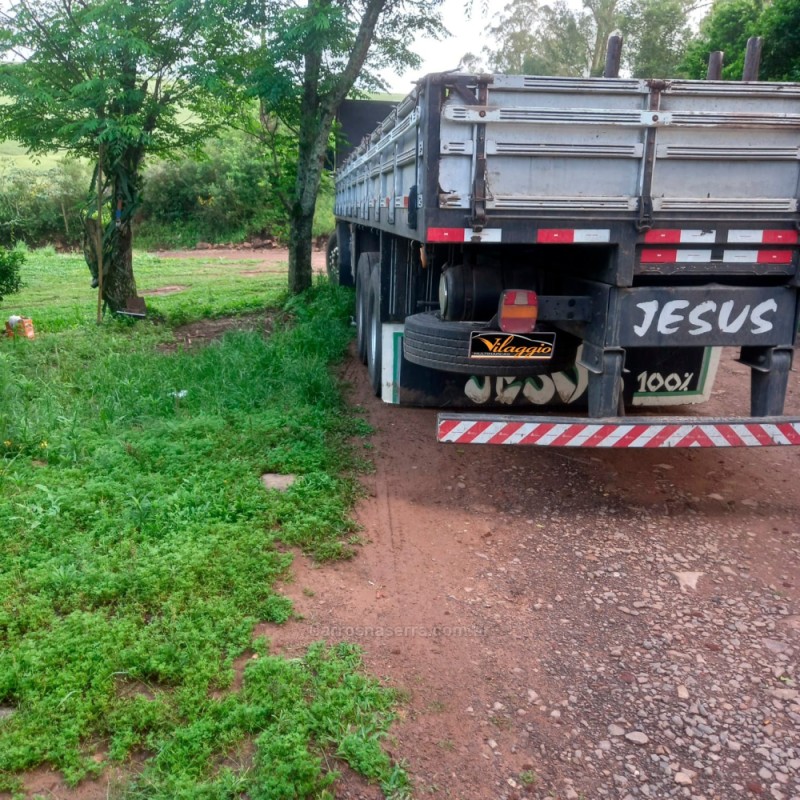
[469,331,556,360]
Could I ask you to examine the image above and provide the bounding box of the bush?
[0,159,91,249]
[136,129,292,247]
[0,130,335,251]
[0,246,24,302]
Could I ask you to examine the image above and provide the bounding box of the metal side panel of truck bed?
[333,72,800,447]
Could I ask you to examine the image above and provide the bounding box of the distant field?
[0,139,65,171]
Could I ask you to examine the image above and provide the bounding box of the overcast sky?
[381,0,507,93]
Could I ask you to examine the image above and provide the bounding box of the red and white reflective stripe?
[728,229,798,244]
[644,229,716,244]
[437,417,800,448]
[427,227,502,243]
[642,249,792,264]
[722,250,793,264]
[640,249,712,263]
[537,229,610,244]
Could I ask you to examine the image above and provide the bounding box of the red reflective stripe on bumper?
[427,228,465,243]
[763,230,798,244]
[537,229,575,244]
[437,417,800,448]
[757,250,793,264]
[644,230,681,244]
[640,249,677,263]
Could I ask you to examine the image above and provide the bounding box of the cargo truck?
[329,52,800,448]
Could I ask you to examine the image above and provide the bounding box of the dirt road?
[276,349,800,800]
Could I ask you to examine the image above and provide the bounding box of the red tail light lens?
[498,290,538,333]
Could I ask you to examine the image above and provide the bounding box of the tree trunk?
[103,224,137,311]
[83,146,142,314]
[287,110,331,294]
[288,205,315,294]
[83,218,137,313]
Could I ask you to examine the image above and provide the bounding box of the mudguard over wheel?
[403,311,580,376]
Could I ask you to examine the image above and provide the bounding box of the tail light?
[498,290,538,333]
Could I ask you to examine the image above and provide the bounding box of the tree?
[482,0,595,76]
[225,0,444,295]
[619,0,694,77]
[680,0,763,79]
[752,0,800,80]
[0,0,235,312]
[482,0,694,78]
[484,0,544,73]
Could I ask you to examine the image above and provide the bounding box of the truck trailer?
[329,57,800,448]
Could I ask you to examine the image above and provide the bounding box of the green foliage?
[757,0,800,80]
[0,1,233,162]
[681,0,762,79]
[0,246,24,302]
[481,0,693,78]
[0,159,91,249]
[0,251,407,796]
[0,0,245,309]
[619,0,694,77]
[136,128,297,247]
[680,0,800,81]
[222,0,445,293]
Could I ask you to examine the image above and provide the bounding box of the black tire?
[366,267,382,397]
[356,252,378,365]
[403,311,580,376]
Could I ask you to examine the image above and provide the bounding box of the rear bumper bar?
[437,413,800,448]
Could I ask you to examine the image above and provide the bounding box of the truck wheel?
[325,231,341,284]
[356,252,378,365]
[403,311,580,376]
[366,268,382,397]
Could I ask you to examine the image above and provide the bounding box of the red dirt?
[5,265,799,799]
[152,245,327,274]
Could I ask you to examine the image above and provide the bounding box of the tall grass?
[0,252,408,799]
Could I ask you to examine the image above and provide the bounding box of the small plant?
[0,246,24,302]
[519,770,538,787]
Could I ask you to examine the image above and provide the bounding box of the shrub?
[0,246,24,301]
[0,159,91,249]
[136,129,292,247]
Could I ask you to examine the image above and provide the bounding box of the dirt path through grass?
[273,349,800,800]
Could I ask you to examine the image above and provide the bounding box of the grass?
[0,141,65,171]
[0,250,409,799]
[8,246,291,332]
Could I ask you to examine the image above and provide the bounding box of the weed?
[519,769,538,786]
[0,252,407,797]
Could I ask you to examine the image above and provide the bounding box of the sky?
[381,0,507,93]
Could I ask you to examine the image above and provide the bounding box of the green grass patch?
[0,141,66,171]
[6,246,290,332]
[0,251,406,798]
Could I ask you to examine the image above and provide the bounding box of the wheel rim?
[370,306,378,365]
[328,245,339,279]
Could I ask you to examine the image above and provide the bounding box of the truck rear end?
[331,70,800,447]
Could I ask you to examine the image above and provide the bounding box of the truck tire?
[403,311,580,376]
[366,267,382,397]
[326,231,354,286]
[325,231,340,283]
[356,252,378,365]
